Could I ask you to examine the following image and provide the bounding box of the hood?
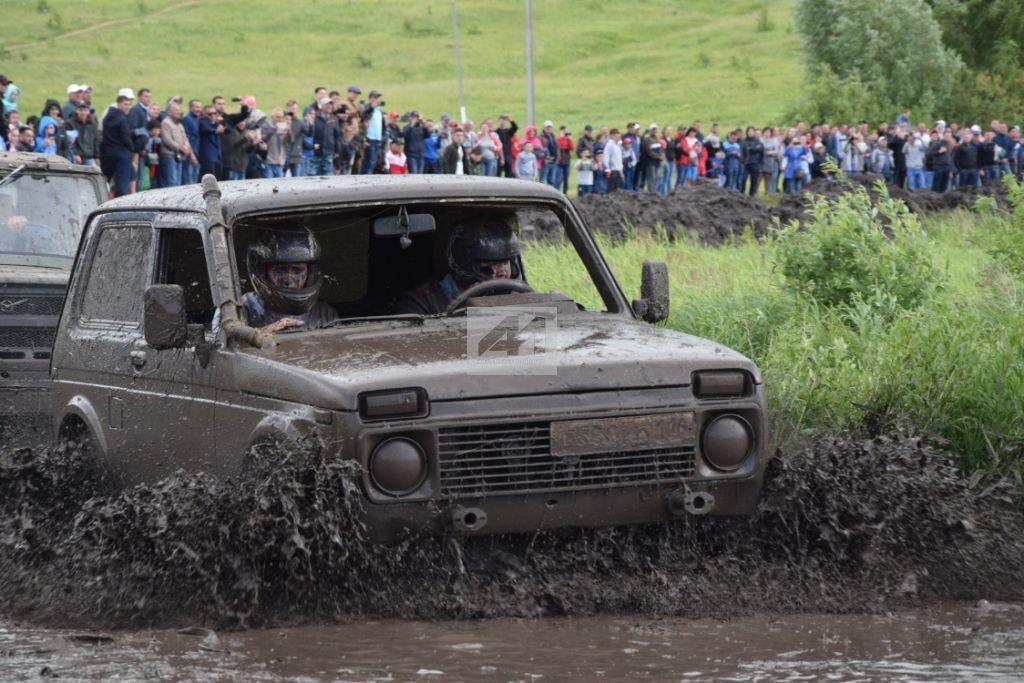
[230,313,760,411]
[0,264,70,287]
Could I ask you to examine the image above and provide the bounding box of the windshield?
[0,172,101,264]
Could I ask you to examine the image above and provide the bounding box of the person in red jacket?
[556,126,576,194]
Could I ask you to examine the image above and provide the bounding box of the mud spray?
[1,433,1022,630]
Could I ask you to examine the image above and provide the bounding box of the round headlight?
[370,437,427,496]
[702,414,753,472]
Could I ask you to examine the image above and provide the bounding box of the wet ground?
[2,433,1023,679]
[3,602,1023,681]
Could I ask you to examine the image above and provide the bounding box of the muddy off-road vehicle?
[52,175,766,539]
[0,152,106,442]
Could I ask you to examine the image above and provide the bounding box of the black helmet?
[246,226,322,315]
[447,217,523,286]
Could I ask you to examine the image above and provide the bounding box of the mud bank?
[567,175,1009,244]
[1,434,1022,629]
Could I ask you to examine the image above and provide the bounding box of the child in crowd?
[592,146,608,195]
[575,148,595,196]
[515,141,538,181]
[386,139,408,174]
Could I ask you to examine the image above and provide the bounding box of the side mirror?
[144,284,187,349]
[632,260,670,323]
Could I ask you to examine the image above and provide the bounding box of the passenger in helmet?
[396,216,525,315]
[241,225,338,332]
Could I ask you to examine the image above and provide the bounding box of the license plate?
[550,412,695,457]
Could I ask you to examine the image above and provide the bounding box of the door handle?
[130,349,147,369]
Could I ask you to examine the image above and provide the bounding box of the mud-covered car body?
[0,152,106,441]
[52,175,766,539]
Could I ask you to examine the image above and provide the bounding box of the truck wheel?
[59,417,118,494]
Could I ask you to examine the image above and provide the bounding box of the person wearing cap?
[555,126,575,193]
[62,84,83,121]
[101,91,136,197]
[576,124,596,161]
[384,111,403,154]
[385,137,407,174]
[360,90,384,174]
[401,110,427,174]
[537,120,558,188]
[306,96,340,176]
[68,101,100,166]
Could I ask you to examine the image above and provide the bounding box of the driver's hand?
[262,317,304,333]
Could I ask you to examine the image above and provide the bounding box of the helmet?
[447,217,522,286]
[246,226,322,315]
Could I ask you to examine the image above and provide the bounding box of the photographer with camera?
[359,89,384,174]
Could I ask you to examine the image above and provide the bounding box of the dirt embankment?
[562,176,1010,245]
[1,434,1021,629]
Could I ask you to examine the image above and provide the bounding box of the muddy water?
[3,602,1023,681]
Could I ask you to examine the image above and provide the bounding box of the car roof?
[97,175,570,223]
[0,151,103,175]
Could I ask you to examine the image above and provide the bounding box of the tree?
[927,0,1024,75]
[794,0,962,117]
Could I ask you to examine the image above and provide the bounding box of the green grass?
[4,0,801,131]
[526,209,1024,476]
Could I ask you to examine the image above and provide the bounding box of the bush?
[773,181,942,316]
[985,174,1024,279]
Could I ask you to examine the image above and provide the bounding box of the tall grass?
[526,209,1024,476]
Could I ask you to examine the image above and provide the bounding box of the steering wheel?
[444,278,534,316]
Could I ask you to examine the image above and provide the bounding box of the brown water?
[3,602,1023,682]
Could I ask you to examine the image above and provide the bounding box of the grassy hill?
[4,0,802,131]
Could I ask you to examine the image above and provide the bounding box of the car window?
[155,227,214,327]
[0,173,101,262]
[80,224,152,326]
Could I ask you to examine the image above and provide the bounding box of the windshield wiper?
[0,165,27,191]
[321,313,426,328]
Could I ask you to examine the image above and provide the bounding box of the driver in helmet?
[396,216,525,315]
[242,225,338,332]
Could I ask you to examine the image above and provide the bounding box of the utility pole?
[451,0,467,124]
[525,0,535,128]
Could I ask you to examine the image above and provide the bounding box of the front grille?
[0,296,63,316]
[0,327,56,349]
[438,421,695,498]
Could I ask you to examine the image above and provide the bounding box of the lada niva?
[0,151,106,442]
[52,174,766,539]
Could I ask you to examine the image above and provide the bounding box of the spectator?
[307,97,339,176]
[61,84,83,121]
[360,89,384,174]
[955,127,981,188]
[928,132,955,193]
[539,121,558,188]
[842,133,868,177]
[760,127,781,193]
[423,120,441,174]
[869,136,894,183]
[782,135,810,194]
[657,125,675,195]
[604,128,624,192]
[576,148,595,197]
[979,131,999,185]
[198,104,226,181]
[67,102,100,166]
[475,121,500,177]
[495,114,518,178]
[722,129,743,191]
[386,139,407,174]
[158,102,189,187]
[101,91,135,197]
[402,110,427,174]
[740,126,764,196]
[261,108,290,178]
[181,99,202,184]
[442,129,467,175]
[593,146,608,195]
[143,118,162,190]
[15,125,36,153]
[640,124,662,192]
[35,116,59,154]
[515,141,539,181]
[905,132,928,190]
[555,126,575,193]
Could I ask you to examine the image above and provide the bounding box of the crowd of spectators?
[1,75,1022,199]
